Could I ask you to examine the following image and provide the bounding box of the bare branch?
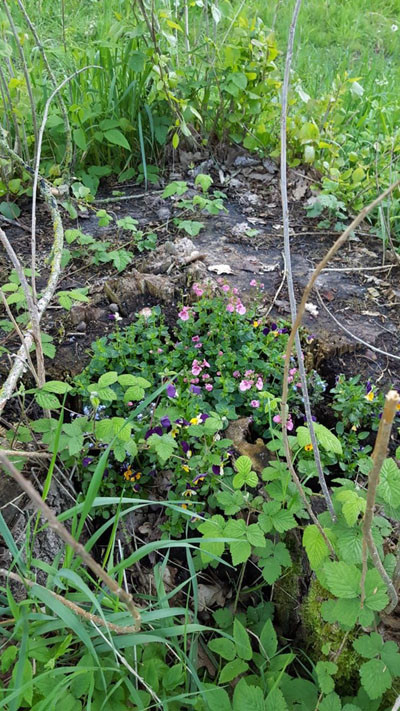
[0,452,142,630]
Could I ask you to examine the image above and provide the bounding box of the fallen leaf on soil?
[197,645,217,677]
[208,264,233,275]
[260,263,278,273]
[197,583,226,611]
[305,302,319,317]
[292,179,309,201]
[367,287,380,300]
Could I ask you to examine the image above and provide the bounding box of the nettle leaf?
[316,661,338,694]
[233,619,253,661]
[260,618,278,659]
[208,637,236,661]
[359,658,392,699]
[303,525,330,570]
[377,458,400,508]
[323,561,361,598]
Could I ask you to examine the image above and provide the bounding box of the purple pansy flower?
[212,464,223,476]
[190,385,201,395]
[145,426,163,439]
[160,416,171,429]
[82,457,93,467]
[200,413,210,422]
[166,384,177,398]
[193,473,206,485]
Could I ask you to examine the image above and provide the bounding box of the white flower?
[391,24,398,32]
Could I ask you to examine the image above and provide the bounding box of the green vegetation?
[1,1,400,709]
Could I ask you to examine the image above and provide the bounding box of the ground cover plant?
[1,0,400,710]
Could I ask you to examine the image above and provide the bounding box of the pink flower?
[232,287,239,295]
[179,306,191,321]
[236,302,246,315]
[286,417,294,431]
[127,401,134,406]
[190,377,200,384]
[205,384,213,391]
[250,400,260,408]
[239,379,253,392]
[288,376,294,384]
[222,284,230,292]
[192,359,202,376]
[245,370,254,377]
[202,373,210,380]
[192,283,204,297]
[260,283,264,289]
[273,414,281,424]
[233,370,241,378]
[192,335,200,343]
[218,350,223,356]
[194,343,202,348]
[216,371,221,376]
[226,303,234,312]
[296,382,302,388]
[157,348,163,353]
[202,359,210,368]
[289,368,297,376]
[250,279,257,287]
[255,377,263,391]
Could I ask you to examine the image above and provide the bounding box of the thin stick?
[360,390,399,613]
[0,289,39,385]
[316,289,400,362]
[0,453,142,629]
[279,0,336,520]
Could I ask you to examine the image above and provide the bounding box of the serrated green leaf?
[260,618,277,659]
[42,380,72,394]
[359,658,392,699]
[232,678,263,710]
[364,568,388,611]
[233,619,253,660]
[261,557,282,584]
[323,561,361,598]
[303,525,330,570]
[353,633,382,659]
[265,686,288,711]
[246,523,265,548]
[147,433,177,465]
[98,371,118,387]
[235,456,252,476]
[377,458,400,508]
[203,684,232,711]
[319,692,341,711]
[381,641,400,676]
[35,390,61,410]
[316,661,338,694]
[124,385,145,402]
[229,539,251,565]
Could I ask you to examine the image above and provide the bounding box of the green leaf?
[316,661,338,694]
[216,490,242,515]
[246,523,265,548]
[162,663,185,691]
[261,556,282,584]
[231,72,248,90]
[303,525,330,570]
[162,180,188,198]
[35,391,61,410]
[108,249,132,272]
[98,371,118,387]
[220,658,249,684]
[364,568,388,611]
[319,692,341,711]
[203,684,232,711]
[260,618,278,659]
[265,687,288,711]
[73,127,87,150]
[176,220,204,236]
[377,458,400,508]
[353,633,382,659]
[233,679,264,711]
[336,491,365,526]
[233,619,253,660]
[124,385,145,402]
[42,380,72,394]
[359,658,392,699]
[323,561,361,598]
[235,455,252,475]
[104,129,130,150]
[1,645,18,672]
[128,51,146,73]
[208,637,236,661]
[229,539,251,565]
[381,641,400,676]
[147,433,177,465]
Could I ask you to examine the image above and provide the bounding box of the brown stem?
[0,453,141,630]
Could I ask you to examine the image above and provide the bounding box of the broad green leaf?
[260,618,277,659]
[73,127,87,150]
[35,391,61,410]
[124,385,145,402]
[233,619,253,660]
[246,523,265,548]
[233,678,264,711]
[364,569,388,611]
[353,633,382,659]
[104,129,130,150]
[42,380,72,394]
[381,641,400,676]
[203,684,232,711]
[208,637,236,661]
[316,661,338,694]
[229,539,251,565]
[303,525,330,569]
[98,371,118,387]
[147,433,177,465]
[261,556,282,584]
[323,561,361,598]
[220,658,248,684]
[377,458,400,508]
[265,687,288,711]
[359,658,392,699]
[319,692,341,711]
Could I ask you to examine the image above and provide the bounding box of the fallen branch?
[0,568,140,634]
[0,452,141,630]
[360,390,399,613]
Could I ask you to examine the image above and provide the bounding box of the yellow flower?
[181,503,188,510]
[397,403,400,411]
[304,444,313,452]
[190,416,201,425]
[351,425,358,432]
[365,391,374,402]
[182,465,190,473]
[253,321,259,328]
[135,472,141,480]
[123,469,133,480]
